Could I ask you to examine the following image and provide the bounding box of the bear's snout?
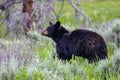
[41,30,48,36]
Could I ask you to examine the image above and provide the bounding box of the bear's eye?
[59,26,62,30]
[47,26,55,34]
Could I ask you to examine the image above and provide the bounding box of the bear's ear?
[49,21,53,25]
[55,21,60,28]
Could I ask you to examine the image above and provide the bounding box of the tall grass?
[0,23,120,80]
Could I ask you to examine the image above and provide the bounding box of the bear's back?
[69,29,104,44]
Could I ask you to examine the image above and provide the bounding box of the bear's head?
[42,21,69,42]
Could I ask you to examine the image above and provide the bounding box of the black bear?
[42,21,108,62]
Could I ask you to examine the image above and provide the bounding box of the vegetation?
[57,1,120,25]
[0,0,120,80]
[82,1,120,23]
[0,30,120,80]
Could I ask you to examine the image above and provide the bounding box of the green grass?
[54,1,120,26]
[82,1,120,23]
[0,24,7,38]
[0,30,120,80]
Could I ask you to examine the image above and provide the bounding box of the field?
[0,0,120,80]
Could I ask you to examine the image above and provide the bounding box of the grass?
[0,24,7,38]
[82,1,120,23]
[0,27,120,80]
[54,1,120,26]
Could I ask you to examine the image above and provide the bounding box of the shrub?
[101,19,120,47]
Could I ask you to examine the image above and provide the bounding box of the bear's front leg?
[56,48,72,61]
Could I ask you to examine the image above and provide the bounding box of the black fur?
[42,21,108,62]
